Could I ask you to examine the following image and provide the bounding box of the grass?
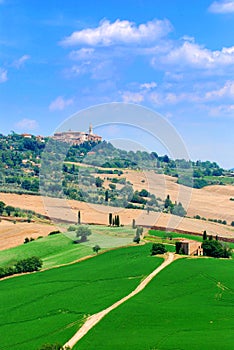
[148,230,234,249]
[0,225,137,269]
[75,257,234,350]
[65,224,136,249]
[0,234,91,269]
[0,244,163,350]
[149,229,204,242]
[204,175,234,185]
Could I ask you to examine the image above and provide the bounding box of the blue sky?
[0,0,234,168]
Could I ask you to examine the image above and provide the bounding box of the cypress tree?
[105,190,109,202]
[203,230,207,240]
[109,213,112,226]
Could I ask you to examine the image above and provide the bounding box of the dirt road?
[63,252,175,349]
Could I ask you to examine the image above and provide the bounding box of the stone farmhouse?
[176,239,203,256]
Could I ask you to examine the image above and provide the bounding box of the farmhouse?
[176,239,203,256]
[52,124,102,145]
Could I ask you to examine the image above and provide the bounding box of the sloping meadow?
[0,244,162,350]
[75,257,234,350]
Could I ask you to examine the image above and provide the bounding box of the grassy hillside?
[0,225,137,269]
[75,257,234,350]
[0,244,163,350]
[0,234,91,269]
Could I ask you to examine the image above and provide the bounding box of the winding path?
[64,252,175,349]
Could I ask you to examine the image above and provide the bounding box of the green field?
[0,225,136,269]
[149,229,204,242]
[149,230,234,253]
[0,234,91,269]
[75,257,234,350]
[204,175,234,185]
[0,244,163,350]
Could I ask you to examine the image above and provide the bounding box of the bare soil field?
[1,173,234,241]
[0,219,57,250]
[95,169,234,223]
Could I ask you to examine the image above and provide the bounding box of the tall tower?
[89,123,93,135]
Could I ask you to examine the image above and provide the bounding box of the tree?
[0,201,5,215]
[5,205,14,216]
[133,235,140,244]
[78,210,81,225]
[151,243,167,256]
[164,195,172,209]
[105,190,109,202]
[139,189,149,197]
[176,242,185,254]
[203,230,207,240]
[109,213,112,226]
[95,177,103,188]
[75,225,92,242]
[15,256,42,273]
[136,226,143,236]
[115,215,120,227]
[132,219,136,229]
[202,240,231,258]
[171,202,186,217]
[93,245,101,254]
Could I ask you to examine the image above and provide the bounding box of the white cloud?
[209,104,234,116]
[140,82,157,90]
[209,1,234,14]
[156,40,234,69]
[15,118,38,131]
[205,80,234,99]
[69,48,95,60]
[49,96,74,111]
[60,18,172,46]
[149,91,194,105]
[13,55,30,69]
[0,68,7,83]
[122,91,144,103]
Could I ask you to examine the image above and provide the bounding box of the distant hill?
[0,132,233,203]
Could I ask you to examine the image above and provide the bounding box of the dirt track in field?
[64,252,175,349]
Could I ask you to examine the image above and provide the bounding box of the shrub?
[15,256,43,273]
[48,230,61,236]
[67,225,77,231]
[75,225,92,242]
[151,243,167,256]
[0,256,43,279]
[92,245,101,254]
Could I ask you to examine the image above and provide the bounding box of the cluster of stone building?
[51,124,102,145]
[21,124,102,146]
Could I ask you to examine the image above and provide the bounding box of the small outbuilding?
[175,239,203,256]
